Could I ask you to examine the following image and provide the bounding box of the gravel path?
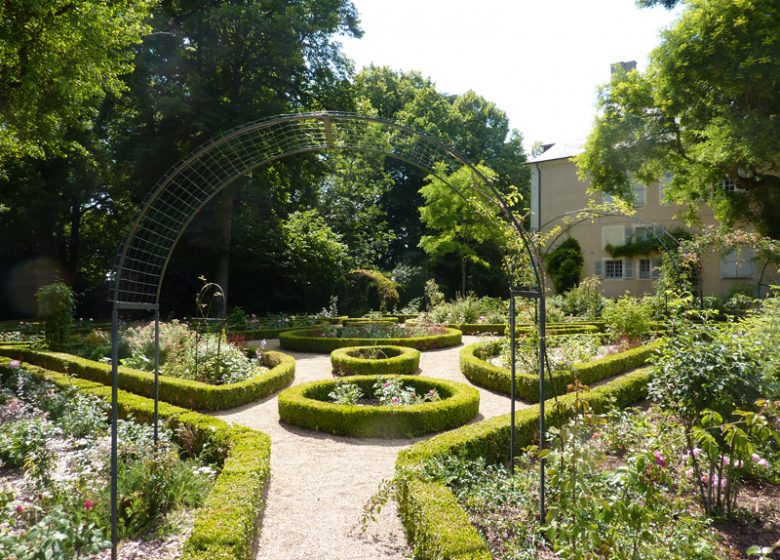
[210,335,523,560]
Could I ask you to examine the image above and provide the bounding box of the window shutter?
[623,259,634,279]
[595,260,603,278]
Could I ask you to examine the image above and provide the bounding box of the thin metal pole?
[110,306,119,560]
[539,294,547,522]
[153,309,160,445]
[509,292,517,473]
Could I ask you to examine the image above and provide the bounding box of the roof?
[527,140,585,164]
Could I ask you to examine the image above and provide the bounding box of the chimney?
[611,60,637,75]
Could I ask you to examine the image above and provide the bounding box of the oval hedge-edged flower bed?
[330,345,420,376]
[460,339,660,402]
[277,375,479,438]
[0,345,295,411]
[278,326,462,353]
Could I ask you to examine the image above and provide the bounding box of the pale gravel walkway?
[211,335,523,560]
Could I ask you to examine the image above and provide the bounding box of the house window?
[632,183,646,207]
[720,247,754,279]
[639,258,662,279]
[633,224,665,242]
[605,259,623,279]
[722,177,737,193]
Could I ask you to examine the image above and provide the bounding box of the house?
[527,142,774,298]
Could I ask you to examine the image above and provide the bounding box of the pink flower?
[9,360,20,368]
[750,453,769,466]
[83,499,95,511]
[654,451,666,468]
[391,397,400,404]
[15,504,23,514]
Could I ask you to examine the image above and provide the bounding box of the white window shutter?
[595,260,603,278]
[624,259,634,279]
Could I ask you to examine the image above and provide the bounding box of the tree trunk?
[216,184,235,316]
[461,257,466,298]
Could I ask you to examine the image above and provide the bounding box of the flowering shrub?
[327,377,440,406]
[425,294,506,325]
[0,364,217,556]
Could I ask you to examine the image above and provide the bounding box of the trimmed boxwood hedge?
[342,317,399,326]
[228,321,327,340]
[460,339,660,403]
[0,345,295,411]
[330,345,420,376]
[277,375,479,438]
[395,366,655,559]
[278,327,462,353]
[405,320,603,336]
[0,357,270,560]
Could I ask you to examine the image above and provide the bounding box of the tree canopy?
[0,0,154,162]
[575,0,780,238]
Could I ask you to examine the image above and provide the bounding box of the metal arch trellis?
[107,111,548,559]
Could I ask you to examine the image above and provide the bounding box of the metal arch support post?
[153,309,160,445]
[539,293,547,522]
[110,305,119,560]
[509,291,517,474]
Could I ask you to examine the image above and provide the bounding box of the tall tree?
[418,163,505,296]
[0,0,154,163]
[576,0,780,237]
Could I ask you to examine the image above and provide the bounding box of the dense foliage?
[576,0,780,238]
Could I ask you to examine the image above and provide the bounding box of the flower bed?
[405,319,603,336]
[277,375,479,438]
[0,357,271,560]
[0,345,295,411]
[330,345,420,376]
[342,317,400,326]
[278,325,462,353]
[394,367,655,560]
[460,339,659,402]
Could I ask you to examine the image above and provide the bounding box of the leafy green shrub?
[0,504,109,560]
[426,294,506,325]
[36,282,76,350]
[602,294,653,342]
[558,275,605,319]
[328,380,363,404]
[546,237,583,294]
[0,418,54,468]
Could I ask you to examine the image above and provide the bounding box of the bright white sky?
[339,0,683,151]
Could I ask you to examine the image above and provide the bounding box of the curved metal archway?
[106,112,548,558]
[109,111,539,307]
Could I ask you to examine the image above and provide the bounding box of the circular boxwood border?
[278,375,479,438]
[279,326,462,353]
[330,345,420,376]
[342,317,399,326]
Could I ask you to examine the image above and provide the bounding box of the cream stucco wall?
[532,156,778,299]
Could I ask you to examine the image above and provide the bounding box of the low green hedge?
[278,327,462,353]
[278,375,479,438]
[395,366,655,559]
[0,345,295,411]
[383,313,419,323]
[460,340,659,403]
[405,320,604,336]
[343,317,400,325]
[330,345,420,376]
[228,321,327,340]
[0,358,270,560]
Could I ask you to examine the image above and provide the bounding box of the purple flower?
[9,360,20,369]
[654,451,666,468]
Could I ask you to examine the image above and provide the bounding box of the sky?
[339,0,684,151]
